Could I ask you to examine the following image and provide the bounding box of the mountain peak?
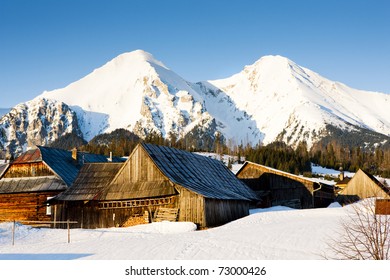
[112,49,167,69]
[250,54,300,73]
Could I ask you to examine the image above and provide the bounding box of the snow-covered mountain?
[1,50,390,155]
[0,98,80,155]
[37,50,257,143]
[197,55,390,147]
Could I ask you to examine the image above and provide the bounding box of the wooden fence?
[2,220,78,245]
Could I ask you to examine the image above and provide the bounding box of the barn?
[235,161,335,209]
[52,143,258,229]
[337,169,390,205]
[51,162,124,228]
[0,146,118,222]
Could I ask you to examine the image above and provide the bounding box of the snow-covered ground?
[1,201,389,279]
[0,203,351,260]
[311,164,355,178]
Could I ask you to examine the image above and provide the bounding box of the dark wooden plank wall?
[204,198,249,228]
[0,191,60,222]
[54,197,179,229]
[3,162,54,178]
[237,164,314,208]
[237,164,315,191]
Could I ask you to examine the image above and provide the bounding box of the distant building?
[236,161,335,209]
[337,169,390,205]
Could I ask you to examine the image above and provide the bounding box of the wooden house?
[52,143,258,229]
[0,146,118,222]
[51,162,124,228]
[338,169,390,205]
[236,161,335,209]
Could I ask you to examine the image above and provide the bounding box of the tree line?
[48,129,390,177]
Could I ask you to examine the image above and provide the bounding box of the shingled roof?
[8,146,123,187]
[39,146,119,187]
[0,164,8,178]
[0,176,66,194]
[54,163,124,201]
[141,143,257,201]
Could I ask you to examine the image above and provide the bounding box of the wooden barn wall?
[3,162,54,178]
[112,145,166,185]
[54,197,179,229]
[237,164,315,208]
[0,191,60,222]
[52,202,100,229]
[105,145,176,200]
[204,199,249,228]
[342,171,390,200]
[176,186,205,228]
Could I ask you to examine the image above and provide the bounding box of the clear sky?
[1,0,390,108]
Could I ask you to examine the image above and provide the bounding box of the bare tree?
[326,198,390,260]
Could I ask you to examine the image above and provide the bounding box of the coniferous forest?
[48,129,390,178]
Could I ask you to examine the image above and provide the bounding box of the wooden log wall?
[0,191,60,222]
[3,162,54,178]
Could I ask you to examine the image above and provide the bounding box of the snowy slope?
[0,204,348,260]
[200,55,390,147]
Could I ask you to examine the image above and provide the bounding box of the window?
[46,197,53,215]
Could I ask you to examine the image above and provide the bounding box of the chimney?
[72,147,78,161]
[339,166,344,181]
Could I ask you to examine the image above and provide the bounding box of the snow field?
[0,204,347,260]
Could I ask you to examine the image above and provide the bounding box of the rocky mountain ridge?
[1,50,389,156]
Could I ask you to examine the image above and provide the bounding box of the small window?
[46,197,53,215]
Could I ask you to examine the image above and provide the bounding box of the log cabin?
[337,169,390,205]
[51,143,259,229]
[0,146,120,222]
[236,161,335,209]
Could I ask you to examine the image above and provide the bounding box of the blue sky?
[1,0,390,108]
